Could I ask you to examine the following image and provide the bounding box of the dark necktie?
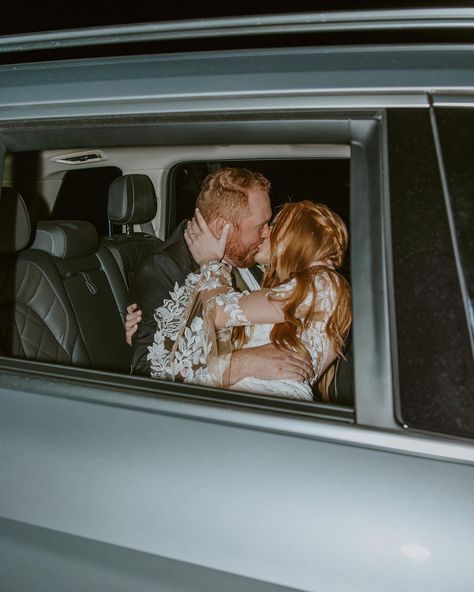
[231,267,250,292]
[231,266,263,292]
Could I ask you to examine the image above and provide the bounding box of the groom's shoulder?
[134,222,194,284]
[139,246,180,273]
[137,246,184,283]
[160,226,186,259]
[130,241,187,305]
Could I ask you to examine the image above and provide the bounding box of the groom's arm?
[128,258,312,380]
[229,344,312,385]
[129,252,185,375]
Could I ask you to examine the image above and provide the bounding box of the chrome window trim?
[0,92,430,123]
[3,44,474,122]
[350,118,399,431]
[0,366,472,465]
[432,94,474,107]
[0,111,410,435]
[1,8,474,54]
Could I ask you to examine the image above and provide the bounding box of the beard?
[225,232,258,268]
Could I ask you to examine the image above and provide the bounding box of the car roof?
[1,1,467,35]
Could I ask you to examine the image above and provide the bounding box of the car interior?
[0,144,354,405]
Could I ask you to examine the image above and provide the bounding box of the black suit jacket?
[129,220,264,375]
[129,220,199,375]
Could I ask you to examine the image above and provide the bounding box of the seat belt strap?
[139,221,155,235]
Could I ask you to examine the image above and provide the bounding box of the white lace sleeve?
[199,264,291,329]
[147,270,202,380]
[198,261,252,328]
[147,261,236,384]
[214,291,251,327]
[303,272,339,382]
[268,278,297,300]
[197,261,233,292]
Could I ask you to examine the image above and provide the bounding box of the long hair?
[236,200,351,400]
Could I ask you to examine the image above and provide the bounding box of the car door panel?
[0,381,472,592]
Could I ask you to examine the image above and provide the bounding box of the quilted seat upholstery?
[0,254,84,364]
[0,189,88,366]
[0,188,131,373]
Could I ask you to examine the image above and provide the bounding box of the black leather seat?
[0,188,131,373]
[30,220,132,372]
[100,174,163,300]
[0,188,73,363]
[327,341,354,406]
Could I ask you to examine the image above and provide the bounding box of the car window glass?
[435,107,474,339]
[388,108,474,439]
[51,166,122,236]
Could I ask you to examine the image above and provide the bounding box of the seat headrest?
[108,174,157,225]
[0,187,31,255]
[31,220,99,259]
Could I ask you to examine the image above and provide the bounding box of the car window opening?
[0,151,353,411]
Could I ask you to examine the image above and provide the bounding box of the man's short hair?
[196,167,270,224]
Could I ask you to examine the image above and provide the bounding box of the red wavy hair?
[235,200,351,399]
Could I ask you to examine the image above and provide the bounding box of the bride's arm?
[185,209,290,328]
[197,261,291,329]
[214,287,286,328]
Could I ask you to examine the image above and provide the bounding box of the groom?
[127,167,311,383]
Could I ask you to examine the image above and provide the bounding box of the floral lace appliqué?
[303,272,338,382]
[148,272,213,384]
[215,290,250,327]
[197,261,232,292]
[198,261,250,327]
[148,261,234,385]
[269,278,297,300]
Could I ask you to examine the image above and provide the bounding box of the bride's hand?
[184,209,231,265]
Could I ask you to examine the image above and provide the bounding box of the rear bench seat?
[0,188,131,373]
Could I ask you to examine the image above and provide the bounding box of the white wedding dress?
[229,323,315,400]
[147,262,338,401]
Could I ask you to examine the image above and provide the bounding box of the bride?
[147,200,351,401]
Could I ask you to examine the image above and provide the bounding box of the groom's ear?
[215,217,232,237]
